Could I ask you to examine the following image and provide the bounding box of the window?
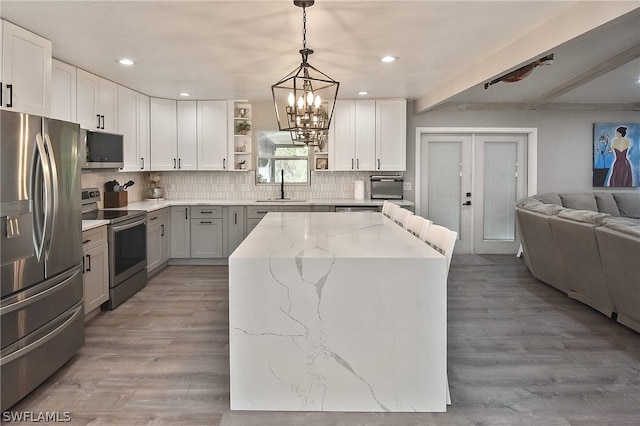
[256,131,310,184]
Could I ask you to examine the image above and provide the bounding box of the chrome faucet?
[280,169,285,200]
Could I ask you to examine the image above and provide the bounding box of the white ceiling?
[1,1,638,110]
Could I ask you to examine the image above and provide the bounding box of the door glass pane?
[483,142,517,240]
[427,142,461,233]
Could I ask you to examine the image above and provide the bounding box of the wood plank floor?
[6,256,639,425]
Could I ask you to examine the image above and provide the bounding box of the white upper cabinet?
[176,100,197,170]
[1,20,52,116]
[50,59,76,122]
[138,93,150,171]
[355,100,377,170]
[375,99,406,171]
[118,85,139,171]
[76,69,118,132]
[197,100,228,170]
[331,100,356,171]
[150,97,177,171]
[330,98,406,171]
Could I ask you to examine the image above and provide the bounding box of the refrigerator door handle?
[42,133,59,261]
[33,133,51,261]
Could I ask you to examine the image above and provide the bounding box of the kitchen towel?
[354,180,365,200]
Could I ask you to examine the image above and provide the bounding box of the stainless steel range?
[81,188,147,309]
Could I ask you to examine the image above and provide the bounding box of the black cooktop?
[82,209,146,222]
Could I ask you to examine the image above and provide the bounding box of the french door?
[416,129,534,254]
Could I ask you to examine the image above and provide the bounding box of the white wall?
[404,102,639,202]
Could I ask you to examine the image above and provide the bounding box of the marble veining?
[229,212,448,412]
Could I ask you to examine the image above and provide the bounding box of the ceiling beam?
[526,43,640,108]
[430,102,640,112]
[413,2,640,114]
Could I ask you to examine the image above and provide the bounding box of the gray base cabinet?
[147,208,171,273]
[190,206,224,258]
[225,206,245,257]
[170,206,190,258]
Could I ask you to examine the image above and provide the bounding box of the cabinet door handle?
[173,158,177,169]
[200,221,212,224]
[96,114,101,129]
[185,209,188,220]
[223,158,226,169]
[377,159,381,169]
[356,158,359,170]
[234,212,238,225]
[200,211,213,214]
[141,157,144,170]
[82,239,91,244]
[161,224,165,237]
[86,254,92,272]
[150,216,158,221]
[6,84,13,108]
[0,81,3,106]
[178,158,182,169]
[351,159,354,170]
[82,255,85,273]
[101,115,105,129]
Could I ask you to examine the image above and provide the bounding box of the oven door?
[109,217,147,287]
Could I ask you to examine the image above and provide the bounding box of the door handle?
[173,158,177,169]
[100,115,105,129]
[6,84,13,108]
[86,254,92,272]
[141,157,144,170]
[96,114,101,129]
[462,201,471,206]
[161,224,165,237]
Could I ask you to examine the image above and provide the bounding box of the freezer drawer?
[1,266,83,349]
[1,300,84,411]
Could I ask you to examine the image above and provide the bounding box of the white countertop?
[232,211,437,259]
[81,219,109,232]
[104,198,413,213]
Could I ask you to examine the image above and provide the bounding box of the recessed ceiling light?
[381,56,398,63]
[179,92,191,97]
[118,58,135,66]
[358,91,369,96]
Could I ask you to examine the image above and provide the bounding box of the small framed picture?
[315,157,328,170]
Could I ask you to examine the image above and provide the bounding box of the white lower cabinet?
[190,206,223,258]
[82,226,109,318]
[147,208,170,273]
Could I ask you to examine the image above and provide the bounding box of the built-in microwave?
[81,129,124,169]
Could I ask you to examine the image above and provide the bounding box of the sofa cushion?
[533,193,562,205]
[557,208,610,225]
[612,193,640,218]
[559,193,598,211]
[525,203,564,215]
[515,196,541,208]
[602,217,640,237]
[594,192,620,216]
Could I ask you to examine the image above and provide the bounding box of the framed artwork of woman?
[593,122,640,187]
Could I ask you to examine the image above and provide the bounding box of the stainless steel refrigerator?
[1,110,84,411]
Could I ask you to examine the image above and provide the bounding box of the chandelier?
[271,0,339,146]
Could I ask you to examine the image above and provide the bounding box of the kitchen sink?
[255,199,306,202]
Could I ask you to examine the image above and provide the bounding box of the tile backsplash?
[82,170,400,203]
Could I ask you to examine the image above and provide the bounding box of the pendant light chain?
[302,6,307,51]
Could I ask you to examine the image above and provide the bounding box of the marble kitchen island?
[229,212,447,412]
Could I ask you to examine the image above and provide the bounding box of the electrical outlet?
[403,182,412,191]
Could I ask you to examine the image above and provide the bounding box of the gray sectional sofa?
[515,192,640,332]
